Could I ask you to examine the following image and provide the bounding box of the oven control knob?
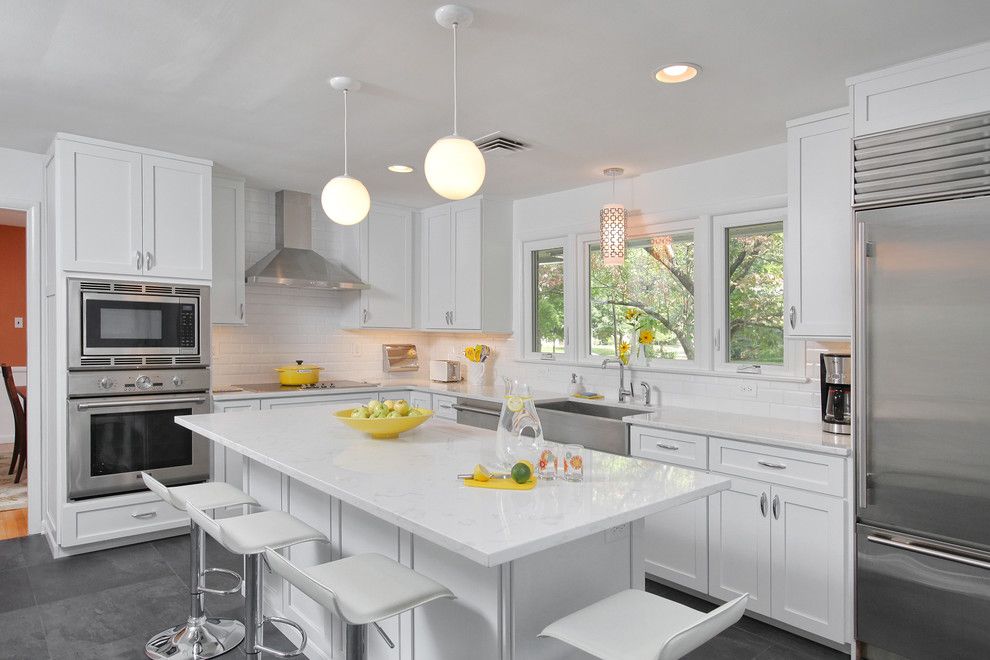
[172,376,183,387]
[135,375,153,390]
[99,377,114,390]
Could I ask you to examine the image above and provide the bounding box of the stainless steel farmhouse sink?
[535,400,642,456]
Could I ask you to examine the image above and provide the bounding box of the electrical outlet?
[604,524,629,544]
[13,317,23,329]
[736,383,756,398]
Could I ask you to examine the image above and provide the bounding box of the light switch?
[13,317,23,329]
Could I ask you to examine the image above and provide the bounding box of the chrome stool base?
[145,616,245,660]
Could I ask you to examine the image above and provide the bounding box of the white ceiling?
[3,1,990,208]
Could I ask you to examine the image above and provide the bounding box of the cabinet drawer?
[66,497,188,547]
[434,394,457,420]
[630,426,708,470]
[709,437,845,496]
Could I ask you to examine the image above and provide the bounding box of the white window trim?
[576,217,710,371]
[520,236,576,362]
[712,207,802,377]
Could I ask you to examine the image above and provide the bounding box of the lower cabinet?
[410,391,432,410]
[260,394,371,410]
[212,399,260,493]
[643,496,708,593]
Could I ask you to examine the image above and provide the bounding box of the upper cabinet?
[212,176,246,325]
[52,134,212,281]
[358,204,414,329]
[784,109,852,339]
[848,42,990,137]
[420,196,512,333]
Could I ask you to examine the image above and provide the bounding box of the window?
[531,247,565,353]
[588,230,696,362]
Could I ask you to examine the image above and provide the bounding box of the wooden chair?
[1,364,26,483]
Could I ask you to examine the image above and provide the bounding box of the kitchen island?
[177,406,729,660]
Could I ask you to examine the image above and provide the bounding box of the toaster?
[430,360,462,382]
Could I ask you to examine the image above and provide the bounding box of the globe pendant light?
[321,76,371,226]
[600,167,626,266]
[424,4,486,200]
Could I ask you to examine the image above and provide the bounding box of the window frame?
[577,217,710,370]
[712,207,802,377]
[521,236,575,362]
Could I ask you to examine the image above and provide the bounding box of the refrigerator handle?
[855,221,870,507]
[867,534,990,571]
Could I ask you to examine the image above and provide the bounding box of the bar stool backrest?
[263,548,347,621]
[141,472,177,508]
[659,594,749,660]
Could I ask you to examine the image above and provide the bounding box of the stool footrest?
[256,616,307,658]
[198,567,242,595]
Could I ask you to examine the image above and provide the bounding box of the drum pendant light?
[600,168,627,266]
[321,76,371,226]
[424,5,486,200]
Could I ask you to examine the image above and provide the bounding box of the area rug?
[0,443,27,511]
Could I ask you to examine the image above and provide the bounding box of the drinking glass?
[536,442,560,480]
[561,444,585,482]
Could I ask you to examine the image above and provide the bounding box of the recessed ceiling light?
[655,63,700,84]
[387,165,414,173]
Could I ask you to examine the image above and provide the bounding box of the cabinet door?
[142,155,212,280]
[770,485,845,642]
[708,476,772,616]
[361,206,413,328]
[58,141,143,274]
[410,391,432,410]
[450,200,482,329]
[211,177,246,324]
[212,398,260,491]
[422,207,453,328]
[785,111,852,338]
[260,394,370,411]
[644,497,708,593]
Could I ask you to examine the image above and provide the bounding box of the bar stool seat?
[539,590,749,660]
[159,480,259,512]
[265,551,455,626]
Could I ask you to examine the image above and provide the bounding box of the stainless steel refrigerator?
[854,112,990,660]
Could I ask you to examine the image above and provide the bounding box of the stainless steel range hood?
[245,190,368,290]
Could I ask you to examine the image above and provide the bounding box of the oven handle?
[76,396,208,410]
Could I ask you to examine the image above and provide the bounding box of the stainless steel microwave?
[68,278,210,369]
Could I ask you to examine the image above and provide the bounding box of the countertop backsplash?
[211,187,845,423]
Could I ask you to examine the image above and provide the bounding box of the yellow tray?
[462,477,536,491]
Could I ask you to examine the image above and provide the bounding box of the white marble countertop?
[176,407,729,567]
[623,406,852,456]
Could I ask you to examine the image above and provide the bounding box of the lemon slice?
[506,396,524,412]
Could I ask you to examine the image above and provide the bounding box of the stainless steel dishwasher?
[452,397,501,430]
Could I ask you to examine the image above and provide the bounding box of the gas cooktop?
[237,380,379,393]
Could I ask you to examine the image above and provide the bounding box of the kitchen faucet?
[601,358,633,403]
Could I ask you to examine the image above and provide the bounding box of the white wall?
[0,146,45,202]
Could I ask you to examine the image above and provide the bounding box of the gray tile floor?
[0,532,848,659]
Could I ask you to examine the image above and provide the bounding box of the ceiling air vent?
[474,132,529,154]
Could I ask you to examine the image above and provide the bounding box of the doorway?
[0,207,27,539]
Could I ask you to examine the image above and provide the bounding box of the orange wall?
[0,225,26,365]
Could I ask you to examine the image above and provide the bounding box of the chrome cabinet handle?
[449,310,454,325]
[77,396,207,410]
[867,534,990,571]
[438,402,453,409]
[760,492,768,517]
[758,460,787,470]
[362,309,369,324]
[655,442,680,451]
[452,404,499,417]
[240,303,245,319]
[136,250,144,270]
[772,494,780,520]
[131,511,157,520]
[788,305,796,329]
[146,251,154,270]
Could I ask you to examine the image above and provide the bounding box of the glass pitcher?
[494,381,545,469]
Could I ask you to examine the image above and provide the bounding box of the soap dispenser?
[568,373,583,397]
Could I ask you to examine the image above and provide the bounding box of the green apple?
[387,410,401,418]
[394,401,411,416]
[407,409,422,417]
[382,399,396,411]
[351,407,369,419]
[367,399,380,410]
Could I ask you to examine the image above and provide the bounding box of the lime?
[511,462,532,484]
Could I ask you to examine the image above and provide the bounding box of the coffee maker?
[820,354,851,435]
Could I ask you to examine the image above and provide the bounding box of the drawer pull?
[439,402,453,409]
[655,442,680,451]
[758,460,787,470]
[131,511,157,520]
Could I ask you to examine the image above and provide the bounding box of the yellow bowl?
[333,408,434,439]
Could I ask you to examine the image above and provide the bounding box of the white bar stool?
[186,501,327,658]
[539,590,749,660]
[263,546,455,660]
[141,472,259,660]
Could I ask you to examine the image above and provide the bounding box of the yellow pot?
[275,361,323,386]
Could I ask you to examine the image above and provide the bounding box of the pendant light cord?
[452,22,459,136]
[342,89,349,176]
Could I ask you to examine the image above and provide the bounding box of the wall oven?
[68,278,210,369]
[67,369,211,499]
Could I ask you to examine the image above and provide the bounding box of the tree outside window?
[725,221,785,364]
[532,247,565,353]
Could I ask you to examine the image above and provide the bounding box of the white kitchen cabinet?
[410,391,432,411]
[708,476,773,617]
[769,484,845,641]
[643,497,708,593]
[52,133,212,280]
[420,196,512,332]
[211,176,246,324]
[433,394,458,420]
[261,394,370,411]
[212,398,260,490]
[784,109,852,339]
[358,204,413,328]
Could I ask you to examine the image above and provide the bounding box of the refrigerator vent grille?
[853,111,990,205]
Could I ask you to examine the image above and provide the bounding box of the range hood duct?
[245,190,368,290]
